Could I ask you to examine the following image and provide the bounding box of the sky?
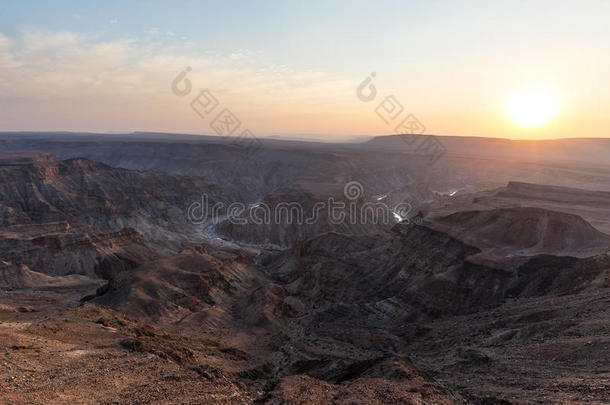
[0,0,608,140]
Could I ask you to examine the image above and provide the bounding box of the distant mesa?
[429,207,610,255]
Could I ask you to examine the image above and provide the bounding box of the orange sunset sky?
[0,0,608,141]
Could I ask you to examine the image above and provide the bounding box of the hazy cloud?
[0,33,20,69]
[0,29,356,133]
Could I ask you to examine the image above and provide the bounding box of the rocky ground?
[1,257,608,404]
[0,286,456,404]
[0,139,608,404]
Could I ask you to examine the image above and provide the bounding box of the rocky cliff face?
[81,214,609,403]
[215,152,438,247]
[428,207,610,256]
[0,154,231,283]
[265,221,610,323]
[1,139,331,203]
[0,140,609,404]
[0,260,102,289]
[0,222,157,278]
[0,156,229,243]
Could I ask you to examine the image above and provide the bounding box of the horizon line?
[1,130,609,143]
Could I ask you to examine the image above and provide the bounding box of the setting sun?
[506,90,560,129]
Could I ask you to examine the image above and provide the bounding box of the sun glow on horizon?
[506,90,560,130]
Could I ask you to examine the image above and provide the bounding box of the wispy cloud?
[0,29,357,133]
[0,33,20,69]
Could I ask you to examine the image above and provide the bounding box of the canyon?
[0,133,608,404]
